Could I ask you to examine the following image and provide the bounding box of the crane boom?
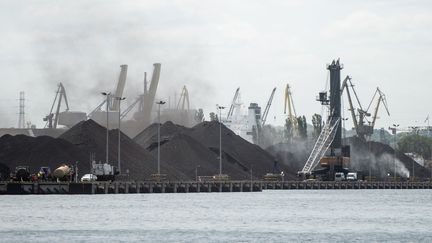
[261,87,276,126]
[176,85,190,110]
[370,87,390,128]
[340,76,359,130]
[284,84,298,129]
[111,65,128,110]
[227,87,240,119]
[143,63,161,125]
[44,82,69,128]
[121,96,141,119]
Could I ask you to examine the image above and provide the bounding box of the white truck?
[91,161,117,181]
[334,172,345,181]
[346,172,358,181]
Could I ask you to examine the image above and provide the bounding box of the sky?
[0,0,431,130]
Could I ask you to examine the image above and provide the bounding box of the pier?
[1,180,431,195]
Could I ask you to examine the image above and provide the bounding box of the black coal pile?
[266,141,310,180]
[59,119,187,180]
[134,121,188,150]
[134,121,283,180]
[0,134,89,176]
[0,163,10,180]
[188,121,285,178]
[348,137,430,179]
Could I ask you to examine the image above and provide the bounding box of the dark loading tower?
[328,59,343,152]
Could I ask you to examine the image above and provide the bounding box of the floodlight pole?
[156,100,166,174]
[102,92,111,164]
[217,105,225,175]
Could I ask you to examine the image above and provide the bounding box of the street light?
[75,161,79,183]
[156,100,166,175]
[390,124,400,181]
[281,171,285,185]
[114,96,126,174]
[342,117,349,144]
[217,105,225,176]
[195,165,200,182]
[101,92,111,164]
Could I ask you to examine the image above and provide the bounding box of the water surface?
[1,190,431,242]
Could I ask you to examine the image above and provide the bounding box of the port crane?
[261,87,276,126]
[299,59,349,179]
[44,83,69,129]
[176,85,190,111]
[284,84,298,135]
[227,87,240,120]
[367,87,390,130]
[341,76,390,141]
[87,65,129,119]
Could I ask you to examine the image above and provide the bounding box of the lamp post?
[195,165,200,182]
[250,165,253,191]
[390,124,400,181]
[217,105,225,176]
[342,117,349,144]
[156,100,166,175]
[101,92,111,164]
[115,96,126,174]
[429,163,432,182]
[75,161,79,183]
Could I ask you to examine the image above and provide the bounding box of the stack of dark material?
[348,137,430,179]
[0,163,10,180]
[0,134,88,176]
[134,121,284,180]
[266,141,310,180]
[60,119,187,180]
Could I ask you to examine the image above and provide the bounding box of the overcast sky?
[0,0,431,130]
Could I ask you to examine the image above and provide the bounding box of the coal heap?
[188,121,281,178]
[134,121,282,180]
[266,141,309,180]
[134,121,188,150]
[60,119,187,180]
[348,137,430,179]
[0,134,88,175]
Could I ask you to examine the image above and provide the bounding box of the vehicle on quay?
[346,172,358,181]
[81,174,98,182]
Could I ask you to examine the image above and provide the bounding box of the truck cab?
[346,172,358,181]
[334,172,345,181]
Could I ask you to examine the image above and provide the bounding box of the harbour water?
[1,190,431,242]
